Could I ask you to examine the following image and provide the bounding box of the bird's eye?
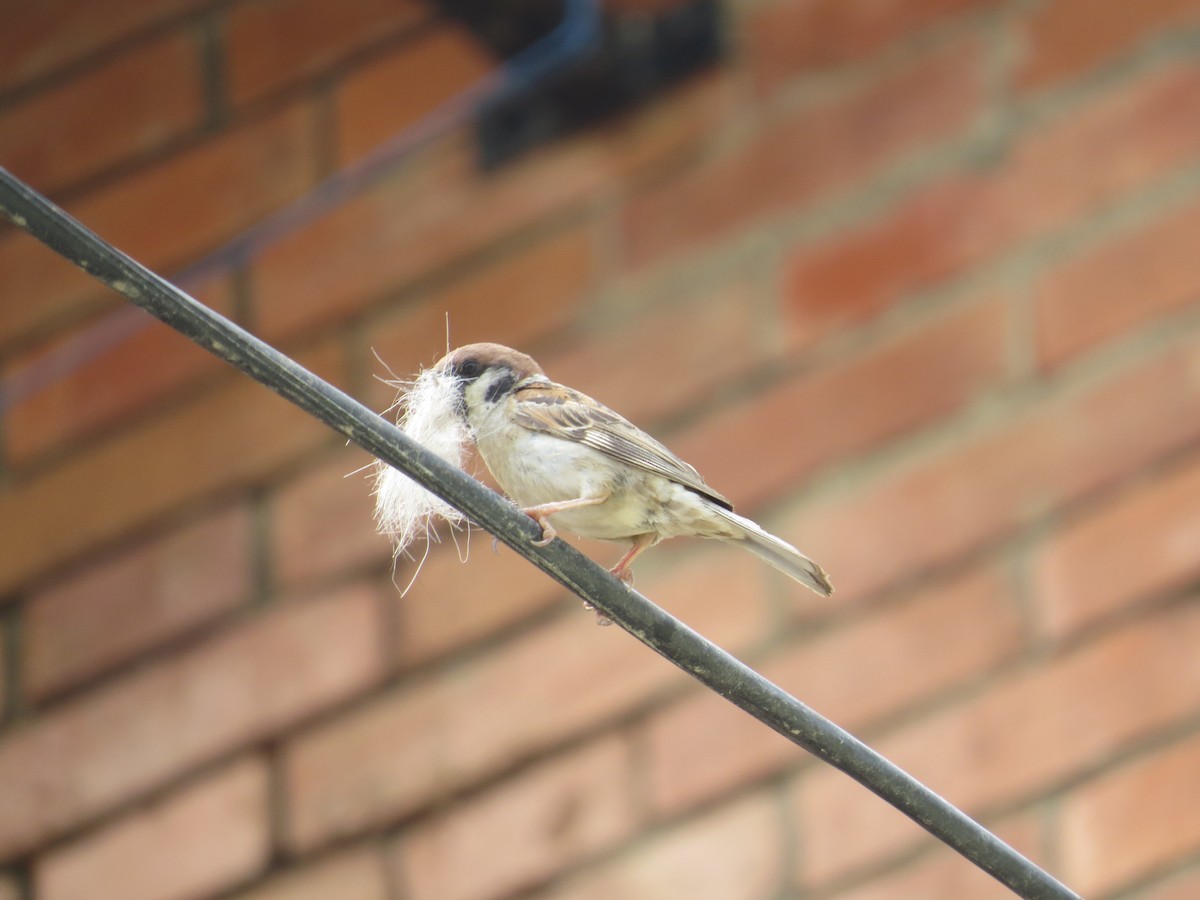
[457,358,482,379]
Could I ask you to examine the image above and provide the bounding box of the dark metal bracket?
[433,0,723,168]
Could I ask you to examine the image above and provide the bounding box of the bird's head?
[434,342,545,422]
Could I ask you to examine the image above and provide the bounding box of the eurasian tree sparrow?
[435,342,833,596]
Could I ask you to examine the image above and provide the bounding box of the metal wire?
[0,167,1081,900]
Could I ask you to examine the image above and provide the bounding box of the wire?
[0,166,1081,900]
[0,0,602,412]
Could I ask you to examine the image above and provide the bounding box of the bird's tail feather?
[711,507,833,597]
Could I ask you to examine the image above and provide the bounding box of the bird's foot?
[608,564,635,586]
[527,517,557,547]
[607,534,655,587]
[519,495,608,547]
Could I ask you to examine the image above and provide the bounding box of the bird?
[435,342,833,597]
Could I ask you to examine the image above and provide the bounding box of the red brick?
[1016,0,1200,91]
[624,37,984,268]
[779,332,1200,603]
[232,847,390,900]
[675,295,1010,512]
[1139,868,1200,900]
[828,813,1046,900]
[0,0,208,92]
[227,0,428,106]
[231,849,386,897]
[786,176,986,341]
[1035,196,1200,368]
[251,72,732,341]
[1036,452,1200,640]
[749,0,998,94]
[0,583,383,860]
[1060,731,1200,896]
[282,681,443,853]
[392,735,635,900]
[0,101,317,351]
[539,792,783,900]
[270,447,387,590]
[540,278,764,428]
[356,224,594,383]
[0,32,204,193]
[785,61,1200,342]
[791,602,1200,885]
[391,535,569,667]
[283,550,771,851]
[3,275,234,466]
[24,504,253,701]
[631,542,776,644]
[0,620,6,721]
[645,565,1023,817]
[0,341,341,594]
[0,229,114,355]
[335,25,495,164]
[35,756,270,900]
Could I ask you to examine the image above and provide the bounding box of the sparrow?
[434,342,833,597]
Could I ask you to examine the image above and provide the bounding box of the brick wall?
[2,1,1200,898]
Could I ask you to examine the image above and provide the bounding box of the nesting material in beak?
[373,365,471,556]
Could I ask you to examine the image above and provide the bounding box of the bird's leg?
[582,535,655,624]
[609,533,657,585]
[584,533,654,627]
[521,494,609,547]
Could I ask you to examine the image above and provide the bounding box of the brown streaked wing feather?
[511,382,733,510]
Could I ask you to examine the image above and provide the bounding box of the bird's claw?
[610,566,635,586]
[582,600,613,627]
[529,517,557,547]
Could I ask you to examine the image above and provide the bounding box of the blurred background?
[2,0,1200,898]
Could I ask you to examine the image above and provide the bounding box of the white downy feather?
[372,367,471,556]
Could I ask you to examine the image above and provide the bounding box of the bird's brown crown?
[435,343,544,381]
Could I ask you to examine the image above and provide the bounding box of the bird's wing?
[511,381,733,510]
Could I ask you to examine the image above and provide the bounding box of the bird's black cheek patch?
[485,371,517,403]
